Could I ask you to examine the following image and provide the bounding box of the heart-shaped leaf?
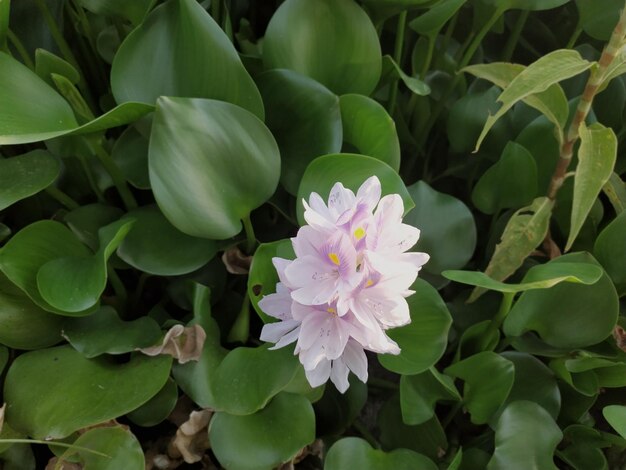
[339,94,401,172]
[325,437,438,470]
[0,150,60,211]
[149,97,280,239]
[256,69,342,195]
[111,0,263,117]
[379,279,452,375]
[400,369,460,425]
[296,153,413,225]
[576,0,623,40]
[64,204,124,251]
[603,405,626,439]
[209,393,315,470]
[263,0,381,96]
[62,306,162,358]
[117,205,219,275]
[4,346,172,439]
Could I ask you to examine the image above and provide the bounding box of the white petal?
[291,226,327,258]
[258,285,293,320]
[342,341,368,383]
[356,176,381,212]
[303,197,336,233]
[328,183,356,219]
[305,360,332,388]
[260,319,300,345]
[330,358,350,393]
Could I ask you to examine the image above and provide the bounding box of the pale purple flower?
[259,176,428,393]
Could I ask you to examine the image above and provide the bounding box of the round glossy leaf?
[0,273,63,350]
[576,0,622,41]
[472,142,538,214]
[37,219,134,313]
[488,401,562,470]
[504,252,619,348]
[339,94,400,172]
[325,437,438,470]
[263,0,381,96]
[111,0,263,118]
[127,378,178,427]
[4,346,172,439]
[117,205,219,276]
[247,239,295,323]
[149,97,280,239]
[594,211,626,294]
[209,393,315,470]
[67,425,144,470]
[405,181,476,275]
[62,306,162,358]
[0,150,60,211]
[296,154,413,225]
[111,126,150,189]
[257,69,342,195]
[603,405,626,439]
[0,221,94,315]
[0,52,78,144]
[379,279,452,375]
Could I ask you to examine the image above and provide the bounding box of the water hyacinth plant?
[1,0,626,468]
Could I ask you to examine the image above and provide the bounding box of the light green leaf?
[325,437,438,470]
[296,154,413,225]
[602,173,626,214]
[382,55,430,96]
[566,122,617,251]
[263,0,382,96]
[400,369,460,426]
[149,97,280,239]
[111,126,150,189]
[409,0,466,37]
[256,69,342,195]
[210,393,315,470]
[76,0,154,24]
[481,0,569,11]
[488,401,561,469]
[444,261,603,293]
[445,352,515,425]
[0,150,60,211]
[35,49,80,86]
[111,0,263,118]
[603,405,626,439]
[4,346,171,439]
[339,94,401,172]
[594,211,626,294]
[469,197,553,302]
[64,204,124,252]
[379,279,452,375]
[62,306,162,358]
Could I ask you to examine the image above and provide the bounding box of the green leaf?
[76,0,154,24]
[469,197,553,302]
[445,352,515,425]
[247,239,295,324]
[209,393,315,470]
[469,50,593,150]
[603,405,626,439]
[296,154,413,225]
[400,369,460,425]
[404,181,477,275]
[0,51,77,143]
[602,172,626,214]
[379,279,452,375]
[35,49,80,86]
[36,219,134,313]
[408,0,466,37]
[63,425,144,470]
[0,221,94,315]
[263,0,382,96]
[325,437,438,470]
[62,306,162,358]
[0,150,60,211]
[111,126,150,189]
[480,0,570,11]
[149,97,280,239]
[594,211,626,294]
[444,261,603,293]
[566,123,617,251]
[0,273,63,350]
[4,346,171,439]
[488,401,562,470]
[472,142,538,214]
[117,205,218,276]
[0,0,8,50]
[339,94,401,172]
[111,0,263,118]
[504,252,619,348]
[381,55,430,96]
[127,378,178,427]
[314,376,366,436]
[64,204,124,252]
[256,69,342,195]
[576,0,623,41]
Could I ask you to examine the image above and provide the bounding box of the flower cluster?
[259,177,429,392]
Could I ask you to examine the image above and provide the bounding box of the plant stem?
[77,154,106,203]
[502,9,529,62]
[566,23,583,49]
[227,294,250,343]
[90,141,138,210]
[442,402,463,429]
[0,439,109,458]
[547,4,626,201]
[388,11,408,117]
[45,186,80,210]
[242,213,257,254]
[108,264,127,312]
[479,292,515,351]
[6,29,35,69]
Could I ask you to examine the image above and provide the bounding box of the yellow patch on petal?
[328,252,340,265]
[327,307,336,315]
[354,227,366,240]
[366,279,374,287]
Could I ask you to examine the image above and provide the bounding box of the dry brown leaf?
[613,325,626,352]
[139,324,206,364]
[168,409,213,464]
[222,246,252,274]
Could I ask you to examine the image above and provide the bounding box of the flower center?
[326,307,337,315]
[366,279,374,287]
[328,252,341,265]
